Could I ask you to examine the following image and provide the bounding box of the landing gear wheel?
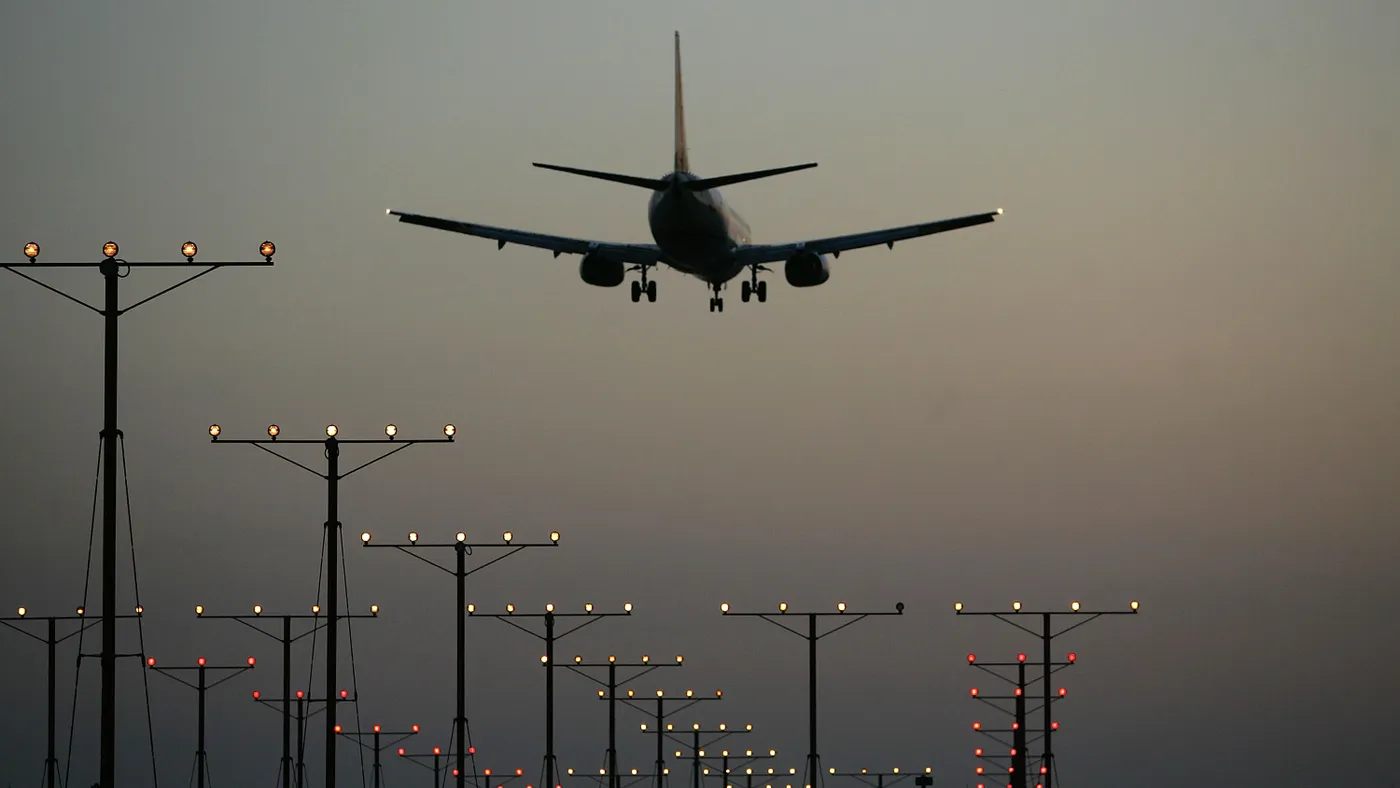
[715,297,724,312]
[630,280,641,303]
[756,280,767,303]
[709,298,716,313]
[646,280,657,302]
[741,281,752,302]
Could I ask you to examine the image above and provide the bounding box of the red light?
[468,747,476,755]
[977,783,985,788]
[974,748,983,757]
[1009,749,1017,756]
[1051,722,1059,730]
[198,657,206,666]
[516,769,524,776]
[1040,767,1048,775]
[340,689,349,698]
[975,768,984,775]
[334,725,343,733]
[397,748,406,756]
[373,725,382,733]
[252,691,261,700]
[1067,653,1076,662]
[1008,768,1014,774]
[1014,688,1022,696]
[972,722,981,730]
[1059,688,1067,697]
[1017,653,1025,663]
[967,653,976,663]
[453,770,460,777]
[296,690,305,699]
[1012,722,1019,730]
[484,769,492,776]
[412,724,420,733]
[147,657,156,667]
[970,688,979,696]
[435,747,442,756]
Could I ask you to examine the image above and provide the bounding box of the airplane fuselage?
[647,172,751,284]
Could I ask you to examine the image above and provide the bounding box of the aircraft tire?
[647,280,657,302]
[756,281,767,302]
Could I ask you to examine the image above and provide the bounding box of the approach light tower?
[210,422,456,788]
[954,600,1139,788]
[3,239,275,788]
[719,601,905,788]
[566,654,686,788]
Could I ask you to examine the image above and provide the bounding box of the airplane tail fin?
[674,31,689,173]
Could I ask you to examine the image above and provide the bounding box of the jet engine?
[578,252,625,287]
[784,250,831,287]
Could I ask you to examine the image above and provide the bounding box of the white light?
[253,604,263,615]
[326,425,338,437]
[1071,601,1080,611]
[456,532,466,542]
[502,531,513,542]
[624,602,633,612]
[408,531,419,543]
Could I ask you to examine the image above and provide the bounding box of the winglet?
[674,31,689,173]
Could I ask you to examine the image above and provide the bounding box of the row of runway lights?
[20,241,275,263]
[12,599,1140,618]
[208,424,455,440]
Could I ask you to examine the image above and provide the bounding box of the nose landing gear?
[708,281,724,312]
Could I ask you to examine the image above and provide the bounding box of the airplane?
[387,32,1002,313]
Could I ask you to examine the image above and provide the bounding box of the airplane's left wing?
[387,210,665,265]
[732,209,1002,266]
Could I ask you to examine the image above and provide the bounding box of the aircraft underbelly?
[649,191,742,282]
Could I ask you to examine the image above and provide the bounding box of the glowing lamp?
[1071,600,1080,611]
[550,530,560,542]
[1012,600,1021,611]
[1017,653,1026,662]
[455,532,465,542]
[1059,688,1067,696]
[1130,600,1140,610]
[76,607,84,616]
[574,655,582,663]
[135,605,143,614]
[641,655,650,663]
[546,603,554,612]
[624,602,633,612]
[970,688,979,696]
[434,747,441,755]
[182,241,197,261]
[326,424,337,437]
[373,724,382,733]
[16,607,25,617]
[584,602,593,612]
[361,531,372,543]
[267,424,279,438]
[253,691,261,699]
[1067,652,1077,662]
[954,601,963,611]
[837,602,846,612]
[253,604,263,615]
[147,657,156,667]
[370,604,379,614]
[208,424,221,438]
[198,657,206,666]
[608,655,617,662]
[103,241,118,258]
[195,605,204,615]
[975,748,983,757]
[506,603,515,613]
[312,605,320,614]
[247,656,257,666]
[1050,721,1059,730]
[385,424,397,438]
[24,242,39,261]
[676,655,683,663]
[296,690,304,699]
[408,531,418,543]
[720,602,730,612]
[260,241,275,260]
[972,722,981,730]
[466,604,475,613]
[967,653,976,663]
[340,689,349,698]
[398,748,405,756]
[443,423,456,438]
[778,602,788,612]
[334,725,343,734]
[502,531,513,542]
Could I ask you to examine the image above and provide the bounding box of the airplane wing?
[387,210,665,265]
[731,209,1002,266]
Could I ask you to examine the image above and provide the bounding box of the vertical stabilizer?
[673,31,689,173]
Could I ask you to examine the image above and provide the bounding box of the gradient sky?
[2,1,1398,786]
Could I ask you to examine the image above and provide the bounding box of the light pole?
[0,607,129,788]
[361,529,562,788]
[471,602,636,788]
[145,654,258,788]
[210,422,455,788]
[633,689,726,788]
[965,652,1074,788]
[827,768,933,788]
[953,600,1139,788]
[337,723,421,788]
[3,239,275,788]
[719,601,905,788]
[567,654,686,788]
[661,723,753,788]
[196,603,379,788]
[253,686,358,788]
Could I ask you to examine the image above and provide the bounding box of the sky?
[1,0,1398,786]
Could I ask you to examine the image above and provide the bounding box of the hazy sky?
[2,1,1398,786]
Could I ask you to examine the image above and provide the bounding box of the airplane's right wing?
[732,209,1003,266]
[387,210,665,265]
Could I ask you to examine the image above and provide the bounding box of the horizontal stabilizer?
[533,163,670,190]
[683,162,817,191]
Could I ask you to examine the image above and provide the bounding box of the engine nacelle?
[578,252,625,287]
[784,250,831,287]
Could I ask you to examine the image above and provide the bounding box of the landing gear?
[740,265,769,303]
[629,266,658,303]
[708,281,724,312]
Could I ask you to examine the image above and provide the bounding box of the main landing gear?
[740,264,769,303]
[629,266,657,303]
